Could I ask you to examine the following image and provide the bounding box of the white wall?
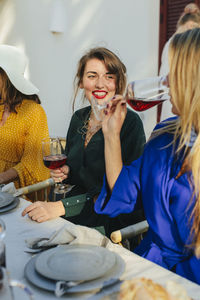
[0,0,160,139]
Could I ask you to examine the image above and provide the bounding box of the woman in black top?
[22,47,146,236]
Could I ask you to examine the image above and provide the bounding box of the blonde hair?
[177,3,200,29]
[72,47,127,111]
[160,28,200,256]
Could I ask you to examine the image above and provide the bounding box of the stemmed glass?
[0,219,6,268]
[90,95,111,121]
[90,75,170,119]
[42,137,68,196]
[0,219,34,298]
[125,75,170,111]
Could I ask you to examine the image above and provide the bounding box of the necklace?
[84,110,102,147]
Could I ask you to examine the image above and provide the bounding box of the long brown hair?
[72,47,126,111]
[0,68,41,112]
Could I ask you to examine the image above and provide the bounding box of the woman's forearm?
[104,133,123,191]
[0,168,18,184]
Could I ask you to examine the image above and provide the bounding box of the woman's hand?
[102,95,127,139]
[50,165,70,183]
[21,201,65,223]
[0,168,18,184]
[101,95,126,191]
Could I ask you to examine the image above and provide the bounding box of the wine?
[0,249,5,268]
[43,154,67,169]
[0,267,3,289]
[127,97,167,112]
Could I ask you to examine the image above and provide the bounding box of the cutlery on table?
[55,280,84,297]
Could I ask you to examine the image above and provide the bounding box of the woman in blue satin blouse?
[95,28,200,284]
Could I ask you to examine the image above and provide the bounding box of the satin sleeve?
[94,157,142,217]
[176,256,200,284]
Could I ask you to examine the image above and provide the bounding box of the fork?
[55,280,83,297]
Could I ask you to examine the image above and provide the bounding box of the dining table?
[0,197,200,300]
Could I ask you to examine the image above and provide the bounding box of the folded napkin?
[1,183,16,194]
[25,223,112,250]
[25,223,121,297]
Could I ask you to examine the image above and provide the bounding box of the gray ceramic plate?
[0,192,15,208]
[0,198,20,213]
[24,251,125,293]
[35,244,116,282]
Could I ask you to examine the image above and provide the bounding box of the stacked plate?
[0,192,20,213]
[24,244,125,295]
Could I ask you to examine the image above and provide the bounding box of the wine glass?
[90,95,111,121]
[90,75,170,118]
[42,137,69,196]
[0,221,34,297]
[125,75,170,111]
[0,219,6,268]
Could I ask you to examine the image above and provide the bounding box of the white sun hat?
[0,44,39,95]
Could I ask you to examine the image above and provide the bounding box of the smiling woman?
[79,57,116,146]
[80,58,116,99]
[22,47,146,237]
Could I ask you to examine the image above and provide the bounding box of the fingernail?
[106,104,109,108]
[104,110,108,115]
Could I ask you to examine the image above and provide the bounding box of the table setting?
[24,244,125,297]
[0,185,20,214]
[22,222,125,298]
[0,188,200,299]
[0,183,126,299]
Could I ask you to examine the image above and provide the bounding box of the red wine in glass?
[0,247,5,268]
[43,154,67,170]
[127,97,167,112]
[42,137,69,196]
[126,76,170,112]
[0,219,6,268]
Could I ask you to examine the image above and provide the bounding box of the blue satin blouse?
[95,119,200,284]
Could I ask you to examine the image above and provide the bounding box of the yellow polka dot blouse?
[0,99,50,191]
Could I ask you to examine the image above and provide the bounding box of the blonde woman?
[94,28,200,284]
[160,3,200,76]
[159,3,200,121]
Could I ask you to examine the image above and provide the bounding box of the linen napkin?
[25,223,112,250]
[1,183,16,194]
[25,224,122,297]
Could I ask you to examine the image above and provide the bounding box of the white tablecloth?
[1,198,200,299]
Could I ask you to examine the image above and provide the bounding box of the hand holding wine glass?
[42,137,68,195]
[91,75,170,118]
[101,95,127,138]
[90,95,111,121]
[50,165,69,183]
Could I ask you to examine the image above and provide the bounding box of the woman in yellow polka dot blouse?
[0,45,50,201]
